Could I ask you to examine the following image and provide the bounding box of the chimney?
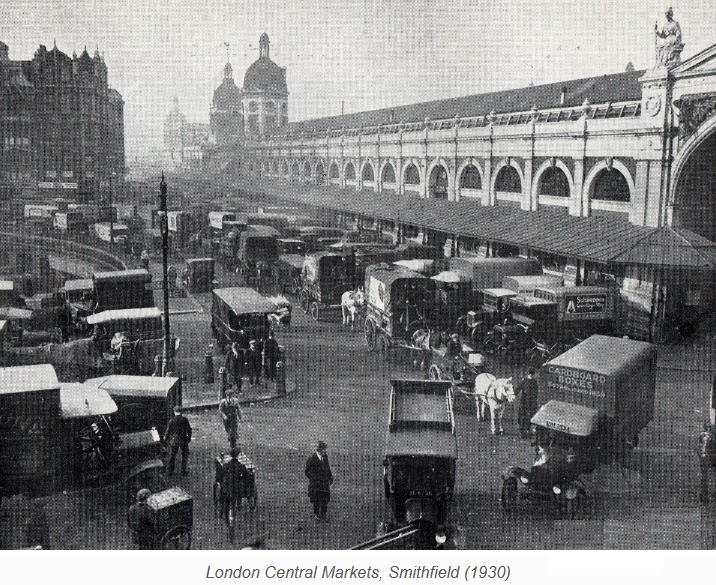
[0,41,9,61]
[560,86,567,106]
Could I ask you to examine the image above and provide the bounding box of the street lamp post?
[109,171,117,245]
[159,172,173,375]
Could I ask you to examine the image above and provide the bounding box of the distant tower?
[241,33,288,138]
[210,58,243,144]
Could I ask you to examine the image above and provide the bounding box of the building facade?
[163,97,210,172]
[0,41,125,202]
[239,21,715,341]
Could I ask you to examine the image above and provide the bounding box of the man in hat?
[164,405,192,475]
[219,388,242,447]
[263,331,281,381]
[219,447,249,528]
[224,341,245,394]
[445,332,462,378]
[246,339,263,386]
[517,368,539,438]
[305,441,333,521]
[127,488,154,549]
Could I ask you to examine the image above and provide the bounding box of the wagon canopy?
[431,270,471,283]
[366,265,434,310]
[85,374,180,400]
[87,307,162,326]
[394,259,435,275]
[62,279,93,293]
[0,364,59,394]
[93,269,151,284]
[60,383,118,419]
[301,251,344,283]
[531,399,599,437]
[213,287,277,314]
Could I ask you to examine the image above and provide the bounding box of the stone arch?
[532,159,574,199]
[329,161,340,180]
[361,161,375,182]
[303,160,312,177]
[344,161,357,181]
[671,114,716,197]
[492,159,524,194]
[583,160,634,203]
[426,159,450,199]
[380,161,397,185]
[291,161,301,178]
[403,162,421,185]
[280,159,289,176]
[272,159,279,175]
[457,159,484,190]
[315,161,326,185]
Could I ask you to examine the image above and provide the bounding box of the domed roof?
[213,76,241,109]
[243,57,286,94]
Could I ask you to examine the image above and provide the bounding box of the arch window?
[281,161,288,175]
[429,165,449,198]
[404,164,420,185]
[272,160,279,174]
[292,162,300,177]
[303,161,312,177]
[329,162,340,179]
[315,163,326,184]
[538,167,570,197]
[362,163,375,182]
[248,101,258,113]
[381,164,396,184]
[592,169,630,202]
[495,165,522,193]
[345,163,356,180]
[460,165,482,190]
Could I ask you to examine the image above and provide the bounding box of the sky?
[2,0,714,158]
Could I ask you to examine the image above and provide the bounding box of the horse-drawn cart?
[299,251,354,321]
[146,486,193,549]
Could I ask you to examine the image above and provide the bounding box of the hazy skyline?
[3,0,714,158]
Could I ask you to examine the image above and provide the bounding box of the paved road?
[2,258,714,550]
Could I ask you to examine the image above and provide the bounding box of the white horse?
[473,373,516,435]
[341,288,365,328]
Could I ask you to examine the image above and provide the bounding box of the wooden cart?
[146,486,193,549]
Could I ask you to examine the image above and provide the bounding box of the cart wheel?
[364,320,376,351]
[377,335,391,361]
[310,302,320,321]
[160,525,192,550]
[501,478,517,513]
[428,364,442,380]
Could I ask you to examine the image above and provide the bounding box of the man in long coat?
[305,441,333,521]
[224,341,245,393]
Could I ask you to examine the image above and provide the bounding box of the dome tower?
[241,33,288,137]
[210,57,243,145]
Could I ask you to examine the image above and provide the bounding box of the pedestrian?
[140,249,150,271]
[698,422,716,503]
[224,341,245,393]
[164,405,192,475]
[305,440,333,521]
[246,339,262,386]
[219,388,242,447]
[127,488,154,550]
[517,368,539,438]
[263,331,281,381]
[219,447,248,526]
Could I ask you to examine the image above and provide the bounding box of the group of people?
[223,330,282,392]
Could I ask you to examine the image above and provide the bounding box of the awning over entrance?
[247,178,716,268]
[610,226,716,268]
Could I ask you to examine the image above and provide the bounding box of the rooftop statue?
[654,7,684,69]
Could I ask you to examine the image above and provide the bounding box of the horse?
[341,288,365,329]
[472,373,516,435]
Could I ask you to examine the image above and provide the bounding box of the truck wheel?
[501,478,517,513]
[310,302,320,321]
[364,320,376,351]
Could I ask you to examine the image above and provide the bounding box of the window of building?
[281,161,289,175]
[292,162,300,177]
[249,102,258,113]
[495,165,522,193]
[538,167,570,197]
[362,163,374,182]
[329,163,340,179]
[460,165,482,189]
[345,163,356,180]
[303,161,312,177]
[381,164,396,184]
[404,164,420,185]
[315,163,325,184]
[592,168,630,201]
[429,165,449,198]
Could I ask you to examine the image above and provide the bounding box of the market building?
[0,41,125,202]
[238,16,715,341]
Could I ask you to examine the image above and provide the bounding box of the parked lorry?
[93,269,154,312]
[93,222,129,244]
[53,211,88,235]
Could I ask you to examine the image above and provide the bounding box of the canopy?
[93,269,150,283]
[0,364,59,395]
[431,270,470,283]
[394,259,435,274]
[62,278,93,292]
[60,383,118,419]
[87,307,162,325]
[531,399,599,437]
[481,287,518,298]
[610,226,716,268]
[0,307,32,320]
[213,287,277,314]
[85,375,180,398]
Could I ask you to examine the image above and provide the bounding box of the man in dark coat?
[263,332,281,381]
[305,441,333,521]
[127,488,154,549]
[219,447,248,525]
[164,406,192,475]
[517,368,539,438]
[219,388,242,447]
[224,342,245,393]
[246,339,262,385]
